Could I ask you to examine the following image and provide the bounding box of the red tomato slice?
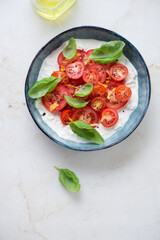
[91,97,106,111]
[60,109,73,125]
[66,61,84,79]
[51,71,69,85]
[82,49,95,67]
[115,84,132,102]
[57,49,85,69]
[104,97,127,109]
[90,64,106,84]
[90,84,106,99]
[83,67,100,85]
[69,77,85,86]
[100,108,119,127]
[104,82,127,109]
[110,63,128,81]
[71,106,99,126]
[41,85,69,112]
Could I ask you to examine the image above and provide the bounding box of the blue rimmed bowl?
[25,26,151,151]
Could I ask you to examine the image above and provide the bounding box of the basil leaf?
[55,166,81,192]
[28,76,61,99]
[63,37,77,60]
[89,40,125,64]
[64,95,88,108]
[69,121,104,145]
[74,83,93,97]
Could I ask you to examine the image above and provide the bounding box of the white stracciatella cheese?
[35,39,138,143]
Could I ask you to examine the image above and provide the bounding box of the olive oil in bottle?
[31,0,76,20]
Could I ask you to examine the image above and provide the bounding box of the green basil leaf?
[64,95,88,108]
[89,40,125,64]
[74,83,93,97]
[55,166,81,192]
[63,37,77,60]
[28,76,61,99]
[69,120,104,145]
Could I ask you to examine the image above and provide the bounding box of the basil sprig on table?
[55,166,81,192]
[28,76,61,99]
[63,37,77,59]
[64,95,88,108]
[74,83,93,97]
[69,121,104,145]
[89,40,125,64]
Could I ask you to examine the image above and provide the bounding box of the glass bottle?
[31,0,76,20]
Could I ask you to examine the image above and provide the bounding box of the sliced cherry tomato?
[60,109,73,125]
[58,49,85,69]
[83,67,100,84]
[71,106,99,126]
[115,84,132,102]
[104,82,127,109]
[106,80,122,90]
[100,108,119,127]
[64,85,76,97]
[90,84,106,99]
[90,64,106,84]
[41,85,69,112]
[104,97,127,109]
[66,61,84,79]
[69,77,85,86]
[57,52,70,68]
[51,71,69,85]
[110,63,128,81]
[91,97,106,112]
[82,49,95,67]
[102,60,118,71]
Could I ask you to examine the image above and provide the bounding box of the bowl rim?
[25,26,151,151]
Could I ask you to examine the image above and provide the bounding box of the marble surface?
[0,0,160,239]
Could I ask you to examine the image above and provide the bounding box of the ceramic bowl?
[25,26,151,151]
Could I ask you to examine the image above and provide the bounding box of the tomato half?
[104,82,127,109]
[41,85,69,112]
[83,67,100,84]
[66,61,84,79]
[82,49,95,67]
[91,97,106,112]
[100,108,119,127]
[109,63,128,81]
[90,84,106,99]
[57,49,85,69]
[104,98,127,109]
[60,109,73,125]
[115,85,132,102]
[90,64,106,84]
[51,71,69,85]
[71,106,99,126]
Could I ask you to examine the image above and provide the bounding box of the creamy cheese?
[35,39,138,143]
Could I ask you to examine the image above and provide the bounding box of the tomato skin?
[82,49,95,67]
[41,85,69,112]
[66,61,84,79]
[104,98,127,109]
[109,63,128,81]
[58,49,85,70]
[115,85,132,102]
[60,109,73,125]
[71,106,99,126]
[83,67,100,85]
[104,82,128,109]
[100,108,119,127]
[90,84,106,99]
[90,64,106,84]
[51,71,69,85]
[69,77,85,86]
[91,97,106,112]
